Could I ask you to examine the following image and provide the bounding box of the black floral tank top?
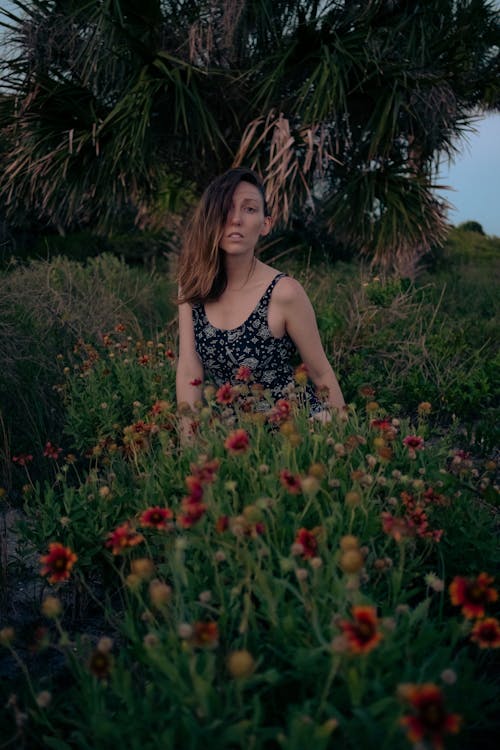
[192,273,322,412]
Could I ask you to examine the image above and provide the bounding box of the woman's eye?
[245,207,256,213]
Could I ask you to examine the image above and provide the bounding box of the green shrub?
[0,255,175,479]
[456,221,485,235]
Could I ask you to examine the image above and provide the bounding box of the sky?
[436,113,500,237]
[0,2,499,235]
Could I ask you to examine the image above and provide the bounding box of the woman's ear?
[260,215,272,237]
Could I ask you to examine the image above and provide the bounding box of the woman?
[176,167,345,438]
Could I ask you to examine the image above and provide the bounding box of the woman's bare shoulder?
[273,274,306,303]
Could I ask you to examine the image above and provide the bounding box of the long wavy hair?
[177,167,269,305]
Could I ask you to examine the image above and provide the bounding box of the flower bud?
[41,596,62,619]
[340,548,364,574]
[149,579,172,608]
[227,649,255,679]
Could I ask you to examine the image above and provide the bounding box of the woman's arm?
[274,277,346,413]
[176,302,204,440]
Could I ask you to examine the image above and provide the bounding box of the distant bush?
[457,220,485,235]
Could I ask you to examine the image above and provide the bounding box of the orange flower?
[294,528,319,559]
[470,617,500,648]
[190,621,219,648]
[279,469,302,494]
[399,682,461,749]
[216,383,235,405]
[138,506,174,530]
[224,428,250,454]
[339,606,383,654]
[418,401,432,416]
[40,543,77,584]
[106,523,144,555]
[449,573,498,619]
[215,515,229,533]
[294,363,309,386]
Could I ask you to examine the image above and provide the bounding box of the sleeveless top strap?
[257,273,287,311]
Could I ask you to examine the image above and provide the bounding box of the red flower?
[216,383,235,405]
[139,506,174,530]
[138,354,150,365]
[403,435,424,450]
[235,365,252,382]
[399,683,461,749]
[190,621,219,648]
[12,453,34,466]
[190,458,219,484]
[381,512,414,542]
[449,573,498,619]
[470,617,500,648]
[294,528,319,559]
[359,385,376,398]
[177,496,207,528]
[279,469,302,494]
[189,378,202,386]
[339,606,383,654]
[185,475,204,501]
[106,523,144,555]
[268,399,292,424]
[43,441,63,459]
[40,543,78,584]
[224,429,250,454]
[165,348,175,360]
[150,400,170,416]
[370,418,393,431]
[423,487,449,507]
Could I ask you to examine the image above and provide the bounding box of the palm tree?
[1,1,499,268]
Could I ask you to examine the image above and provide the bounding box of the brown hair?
[177,167,268,305]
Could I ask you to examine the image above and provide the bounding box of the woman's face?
[219,181,271,256]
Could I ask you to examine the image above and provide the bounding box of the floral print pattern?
[193,274,322,413]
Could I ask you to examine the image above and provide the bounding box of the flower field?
[1,313,499,749]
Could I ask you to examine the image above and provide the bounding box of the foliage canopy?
[1,1,499,267]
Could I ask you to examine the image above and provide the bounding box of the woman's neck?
[224,256,258,292]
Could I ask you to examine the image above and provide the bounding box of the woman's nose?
[228,208,242,224]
